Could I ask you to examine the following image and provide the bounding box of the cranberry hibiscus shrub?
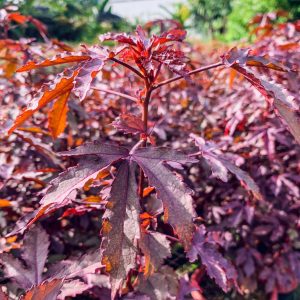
[1,15,300,299]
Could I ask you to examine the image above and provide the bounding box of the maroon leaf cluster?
[1,9,300,300]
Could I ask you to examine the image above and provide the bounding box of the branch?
[91,87,138,103]
[138,87,152,199]
[153,61,224,90]
[110,57,145,79]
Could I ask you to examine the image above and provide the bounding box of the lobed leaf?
[9,47,110,136]
[1,226,50,289]
[101,160,140,299]
[73,55,106,101]
[0,253,33,289]
[221,47,290,72]
[22,225,50,286]
[59,140,129,157]
[8,142,128,235]
[112,114,145,135]
[132,147,196,250]
[21,278,63,300]
[136,266,179,300]
[48,90,70,138]
[234,66,300,144]
[46,250,101,280]
[8,70,77,134]
[187,226,237,292]
[139,230,171,276]
[17,54,91,72]
[191,134,263,200]
[221,49,300,144]
[57,279,90,300]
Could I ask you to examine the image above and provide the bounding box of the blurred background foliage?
[172,0,300,41]
[0,0,299,42]
[0,0,132,42]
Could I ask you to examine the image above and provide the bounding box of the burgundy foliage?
[0,8,300,300]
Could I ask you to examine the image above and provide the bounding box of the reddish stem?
[153,61,224,90]
[110,57,145,79]
[138,86,152,199]
[91,87,138,102]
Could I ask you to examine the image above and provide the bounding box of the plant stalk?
[138,86,152,199]
[153,61,224,90]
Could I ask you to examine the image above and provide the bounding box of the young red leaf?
[9,47,110,135]
[132,147,196,250]
[21,278,63,300]
[101,160,140,299]
[112,114,145,135]
[191,134,263,200]
[16,54,91,72]
[187,226,237,292]
[8,70,76,134]
[139,230,171,276]
[48,90,70,138]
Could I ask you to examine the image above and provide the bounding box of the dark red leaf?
[187,226,237,292]
[132,147,196,250]
[112,114,145,135]
[101,160,140,299]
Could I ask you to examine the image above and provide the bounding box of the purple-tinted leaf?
[22,225,50,285]
[137,266,179,300]
[0,253,33,289]
[59,140,129,157]
[139,231,171,276]
[177,275,200,300]
[253,225,273,236]
[221,47,290,71]
[1,226,49,289]
[46,250,101,280]
[187,226,237,292]
[40,157,112,207]
[112,114,145,135]
[226,64,300,144]
[21,278,63,300]
[57,279,90,300]
[191,134,263,200]
[73,48,108,101]
[132,147,196,250]
[101,160,140,299]
[8,142,128,235]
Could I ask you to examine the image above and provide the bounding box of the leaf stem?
[91,87,138,102]
[138,86,153,199]
[153,61,224,90]
[110,57,145,79]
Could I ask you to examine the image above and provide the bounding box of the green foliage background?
[171,0,300,41]
[0,0,132,42]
